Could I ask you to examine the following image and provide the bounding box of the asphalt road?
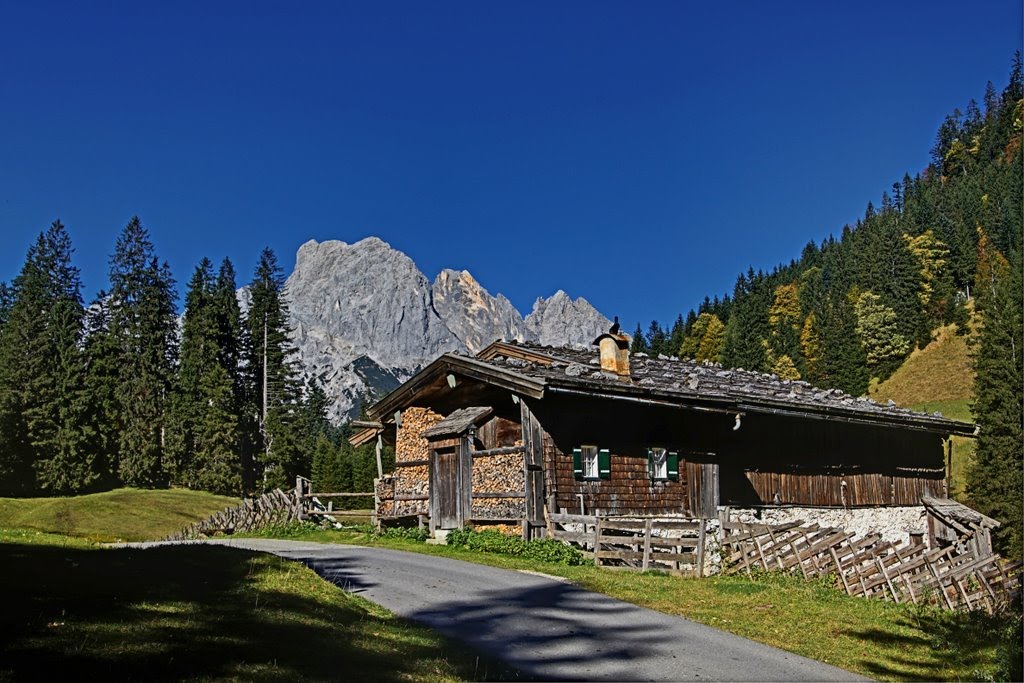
[175,538,864,682]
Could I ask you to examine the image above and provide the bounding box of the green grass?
[870,322,975,408]
[0,488,239,543]
[266,526,1021,682]
[0,534,514,681]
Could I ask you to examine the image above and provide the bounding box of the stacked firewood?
[396,407,444,461]
[472,452,524,493]
[392,407,443,516]
[375,476,395,517]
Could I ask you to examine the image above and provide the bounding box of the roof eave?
[366,353,545,422]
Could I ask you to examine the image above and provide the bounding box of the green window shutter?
[667,452,679,481]
[572,448,583,480]
[598,449,611,479]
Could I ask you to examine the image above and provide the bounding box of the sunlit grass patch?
[0,488,239,542]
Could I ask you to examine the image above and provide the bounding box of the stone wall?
[727,505,928,546]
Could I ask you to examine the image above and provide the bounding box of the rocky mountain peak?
[281,237,611,419]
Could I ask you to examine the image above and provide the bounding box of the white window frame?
[650,447,668,480]
[582,445,599,479]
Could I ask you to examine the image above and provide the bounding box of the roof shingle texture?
[465,342,967,431]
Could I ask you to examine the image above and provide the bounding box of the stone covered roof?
[468,341,974,435]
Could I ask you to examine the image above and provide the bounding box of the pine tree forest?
[0,218,383,499]
[0,57,1019,554]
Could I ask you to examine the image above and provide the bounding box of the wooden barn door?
[431,447,462,530]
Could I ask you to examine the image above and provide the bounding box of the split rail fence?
[164,488,301,541]
[720,520,1022,613]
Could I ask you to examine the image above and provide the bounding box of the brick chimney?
[592,332,631,377]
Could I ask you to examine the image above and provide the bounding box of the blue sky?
[1,2,1020,331]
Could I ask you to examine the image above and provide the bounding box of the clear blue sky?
[1,2,1020,331]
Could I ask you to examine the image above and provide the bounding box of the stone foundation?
[727,505,928,546]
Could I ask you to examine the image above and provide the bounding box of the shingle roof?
[468,341,974,435]
[421,406,494,439]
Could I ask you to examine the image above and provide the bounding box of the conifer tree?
[107,217,178,488]
[967,230,1023,557]
[0,222,94,494]
[629,323,647,353]
[245,248,303,490]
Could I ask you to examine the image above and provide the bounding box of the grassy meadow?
[0,488,239,543]
[869,322,977,500]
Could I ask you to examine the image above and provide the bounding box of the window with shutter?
[649,447,679,481]
[597,448,611,479]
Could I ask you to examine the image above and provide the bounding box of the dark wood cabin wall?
[476,416,521,450]
[721,413,946,507]
[527,393,947,512]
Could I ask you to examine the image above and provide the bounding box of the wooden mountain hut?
[351,335,976,539]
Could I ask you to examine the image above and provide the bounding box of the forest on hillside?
[635,55,1022,555]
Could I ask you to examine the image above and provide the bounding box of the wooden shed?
[354,337,976,538]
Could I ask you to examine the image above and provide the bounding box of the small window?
[650,447,668,479]
[573,446,611,480]
[582,445,598,478]
[649,448,679,481]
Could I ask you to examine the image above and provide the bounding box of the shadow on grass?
[0,542,517,681]
[842,604,1023,681]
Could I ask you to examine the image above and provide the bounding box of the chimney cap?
[592,332,630,350]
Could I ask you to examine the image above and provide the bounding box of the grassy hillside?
[0,488,238,543]
[869,321,974,410]
[868,320,976,500]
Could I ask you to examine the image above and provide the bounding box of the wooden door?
[432,448,462,529]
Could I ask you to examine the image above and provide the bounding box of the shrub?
[374,526,429,542]
[445,527,585,566]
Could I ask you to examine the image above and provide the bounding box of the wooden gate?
[431,446,463,529]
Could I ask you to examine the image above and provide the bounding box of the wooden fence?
[295,475,375,521]
[720,520,1022,613]
[165,489,301,541]
[549,513,707,576]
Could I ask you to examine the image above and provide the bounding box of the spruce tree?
[629,323,647,353]
[30,223,96,493]
[107,217,178,488]
[967,230,1023,557]
[0,222,95,494]
[245,248,303,491]
[166,258,219,486]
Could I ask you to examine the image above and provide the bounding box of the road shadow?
[404,579,676,681]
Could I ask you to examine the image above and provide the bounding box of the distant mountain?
[283,237,611,420]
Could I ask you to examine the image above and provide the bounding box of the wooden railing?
[549,513,708,576]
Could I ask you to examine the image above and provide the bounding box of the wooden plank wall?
[743,470,945,507]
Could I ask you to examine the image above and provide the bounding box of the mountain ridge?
[283,236,611,419]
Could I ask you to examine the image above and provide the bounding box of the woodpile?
[390,407,443,517]
[375,476,395,518]
[471,449,526,519]
[165,489,301,540]
[721,520,1023,613]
